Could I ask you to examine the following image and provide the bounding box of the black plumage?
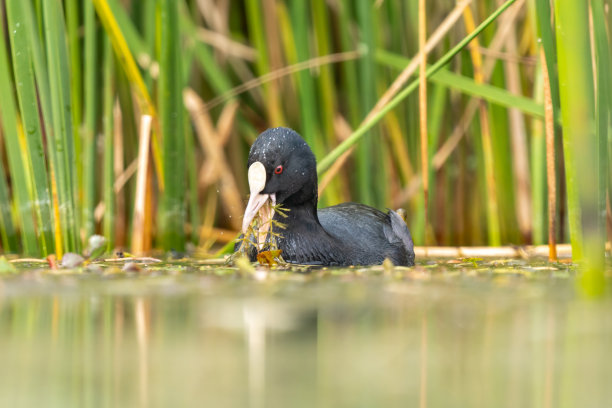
[236,127,415,266]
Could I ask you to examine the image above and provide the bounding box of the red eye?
[274,165,283,175]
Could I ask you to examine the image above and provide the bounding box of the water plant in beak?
[234,160,287,262]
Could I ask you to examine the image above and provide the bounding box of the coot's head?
[241,127,318,232]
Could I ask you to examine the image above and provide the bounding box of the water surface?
[0,259,610,407]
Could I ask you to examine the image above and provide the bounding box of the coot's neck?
[278,178,321,224]
[277,195,320,226]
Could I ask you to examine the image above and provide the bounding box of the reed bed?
[0,0,609,277]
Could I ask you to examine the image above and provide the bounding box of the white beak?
[242,162,276,233]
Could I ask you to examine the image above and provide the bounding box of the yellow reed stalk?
[419,0,429,245]
[50,161,63,260]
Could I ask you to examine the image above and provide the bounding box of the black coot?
[237,127,415,266]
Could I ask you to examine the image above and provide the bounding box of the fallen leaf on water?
[257,250,282,267]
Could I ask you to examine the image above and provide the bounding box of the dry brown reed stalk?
[414,243,572,258]
[199,190,219,253]
[476,47,537,65]
[540,48,557,261]
[183,88,243,231]
[114,160,139,194]
[196,0,228,33]
[198,226,237,243]
[204,50,363,111]
[132,115,153,254]
[504,28,531,241]
[195,27,257,60]
[419,0,429,246]
[113,100,126,247]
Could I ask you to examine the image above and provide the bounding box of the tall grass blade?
[555,0,604,294]
[82,0,98,239]
[6,0,54,255]
[588,0,611,288]
[158,0,186,252]
[102,38,115,250]
[0,9,36,255]
[0,150,16,252]
[65,0,82,157]
[43,0,80,253]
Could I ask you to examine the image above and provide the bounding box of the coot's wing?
[318,203,389,245]
[317,203,415,266]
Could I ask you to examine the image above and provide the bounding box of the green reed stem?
[0,9,36,255]
[6,0,54,255]
[82,0,98,239]
[158,0,186,251]
[43,0,80,253]
[555,0,604,294]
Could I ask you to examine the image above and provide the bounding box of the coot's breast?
[317,203,415,266]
